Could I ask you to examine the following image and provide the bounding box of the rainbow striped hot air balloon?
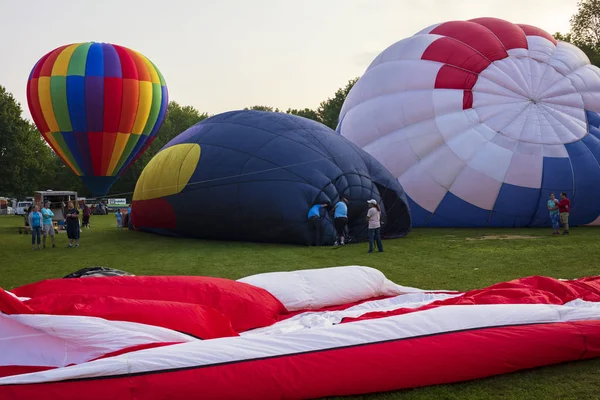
[26,42,168,196]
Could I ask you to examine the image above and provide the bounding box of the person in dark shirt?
[557,192,571,235]
[82,204,91,228]
[65,201,80,248]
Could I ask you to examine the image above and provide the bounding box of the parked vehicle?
[15,201,32,215]
[33,190,78,222]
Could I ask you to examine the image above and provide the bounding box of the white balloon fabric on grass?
[237,266,422,311]
[338,18,600,227]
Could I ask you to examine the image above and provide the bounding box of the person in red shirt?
[557,192,571,235]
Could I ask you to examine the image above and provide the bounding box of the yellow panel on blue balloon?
[133,143,201,201]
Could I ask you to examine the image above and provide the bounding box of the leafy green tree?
[286,108,320,122]
[317,78,358,130]
[570,0,600,47]
[49,158,84,194]
[243,105,281,112]
[554,32,573,42]
[0,85,58,198]
[558,1,600,66]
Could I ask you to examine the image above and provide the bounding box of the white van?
[15,201,32,215]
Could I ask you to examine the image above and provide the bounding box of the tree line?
[1,0,599,200]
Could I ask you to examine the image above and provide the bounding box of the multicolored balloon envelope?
[337,18,600,227]
[27,42,168,196]
[131,110,411,244]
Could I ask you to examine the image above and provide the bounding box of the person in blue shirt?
[307,203,328,246]
[28,205,44,250]
[333,198,349,246]
[41,201,55,248]
[547,193,560,235]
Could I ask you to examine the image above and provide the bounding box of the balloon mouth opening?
[80,176,119,197]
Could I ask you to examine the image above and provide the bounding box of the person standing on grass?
[307,202,328,246]
[82,204,90,228]
[333,197,349,246]
[547,193,560,236]
[558,192,571,235]
[28,205,43,250]
[116,209,123,229]
[366,199,383,253]
[41,201,56,248]
[65,201,80,248]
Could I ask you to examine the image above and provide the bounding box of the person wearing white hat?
[366,199,383,253]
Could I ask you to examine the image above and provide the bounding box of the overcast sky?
[0,0,578,121]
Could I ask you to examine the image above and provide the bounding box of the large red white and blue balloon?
[338,18,600,227]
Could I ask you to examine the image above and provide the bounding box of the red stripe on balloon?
[517,24,558,45]
[27,79,49,134]
[114,45,138,80]
[88,133,104,176]
[29,51,53,80]
[463,91,474,110]
[0,366,56,379]
[435,65,478,90]
[113,46,140,134]
[431,21,508,62]
[103,77,123,133]
[127,48,151,82]
[422,37,490,74]
[0,321,598,400]
[469,17,529,50]
[38,45,69,77]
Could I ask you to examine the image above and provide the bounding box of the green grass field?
[1,215,599,399]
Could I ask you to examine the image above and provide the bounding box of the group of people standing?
[27,201,81,250]
[548,192,571,235]
[27,202,56,250]
[307,198,384,253]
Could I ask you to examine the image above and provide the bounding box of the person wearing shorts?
[41,201,56,248]
[333,198,349,246]
[558,192,571,235]
[65,201,80,248]
[547,193,560,236]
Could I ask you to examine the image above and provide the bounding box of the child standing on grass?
[116,209,123,229]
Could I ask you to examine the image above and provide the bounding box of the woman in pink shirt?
[366,199,383,253]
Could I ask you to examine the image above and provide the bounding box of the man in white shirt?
[366,199,383,253]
